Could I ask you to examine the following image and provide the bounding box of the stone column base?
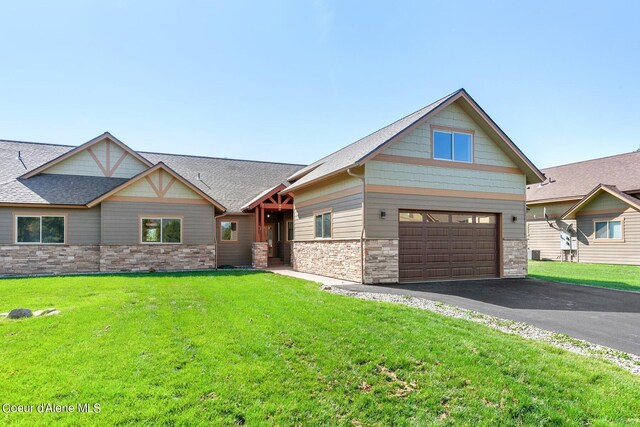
[252,242,268,268]
[503,239,527,278]
[363,239,399,284]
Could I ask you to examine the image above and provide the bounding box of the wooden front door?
[266,225,276,257]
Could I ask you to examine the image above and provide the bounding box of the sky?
[1,1,639,169]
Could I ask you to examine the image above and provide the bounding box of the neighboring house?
[526,151,640,265]
[0,88,543,282]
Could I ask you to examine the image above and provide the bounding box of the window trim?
[14,213,67,245]
[139,216,183,244]
[593,218,625,243]
[220,220,239,243]
[285,220,294,241]
[431,125,474,164]
[313,209,333,239]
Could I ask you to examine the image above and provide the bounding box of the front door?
[266,225,276,257]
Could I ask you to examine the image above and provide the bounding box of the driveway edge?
[324,285,640,376]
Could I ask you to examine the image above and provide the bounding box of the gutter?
[347,167,366,284]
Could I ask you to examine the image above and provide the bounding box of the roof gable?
[561,184,640,219]
[285,89,543,192]
[87,163,226,211]
[21,132,153,179]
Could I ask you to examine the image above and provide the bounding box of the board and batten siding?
[216,214,255,266]
[100,201,215,245]
[293,173,363,240]
[45,139,148,178]
[574,192,640,265]
[0,206,101,245]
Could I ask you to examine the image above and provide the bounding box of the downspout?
[347,167,366,283]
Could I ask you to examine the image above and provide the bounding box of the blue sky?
[1,1,638,169]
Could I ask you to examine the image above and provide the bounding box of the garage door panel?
[399,210,499,282]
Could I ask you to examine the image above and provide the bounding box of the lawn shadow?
[0,268,267,281]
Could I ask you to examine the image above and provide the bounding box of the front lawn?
[1,271,638,425]
[529,261,640,291]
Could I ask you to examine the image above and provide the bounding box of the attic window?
[433,130,473,163]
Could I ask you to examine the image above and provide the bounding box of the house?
[0,89,543,282]
[526,151,640,265]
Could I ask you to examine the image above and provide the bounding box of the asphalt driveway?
[335,278,640,355]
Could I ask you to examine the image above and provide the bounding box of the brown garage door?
[399,210,499,282]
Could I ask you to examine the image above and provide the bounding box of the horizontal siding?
[365,192,526,240]
[101,201,215,245]
[0,206,100,245]
[294,193,363,240]
[294,173,362,203]
[382,101,518,168]
[217,214,254,266]
[526,201,576,220]
[576,210,640,265]
[366,160,525,196]
[527,219,575,261]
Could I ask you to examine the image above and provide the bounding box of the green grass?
[1,271,639,426]
[529,261,640,291]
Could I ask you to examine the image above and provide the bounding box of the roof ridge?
[0,139,74,148]
[137,150,307,167]
[542,150,640,171]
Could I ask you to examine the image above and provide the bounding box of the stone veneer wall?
[363,239,399,284]
[503,239,527,278]
[291,240,362,283]
[251,242,268,268]
[0,245,100,276]
[0,245,216,276]
[99,245,216,272]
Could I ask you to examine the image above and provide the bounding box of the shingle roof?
[285,89,462,191]
[527,151,640,203]
[285,88,544,191]
[0,139,304,211]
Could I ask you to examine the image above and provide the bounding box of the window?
[220,221,238,241]
[594,220,622,240]
[476,214,497,224]
[141,218,182,243]
[16,215,65,244]
[314,212,331,238]
[286,221,294,241]
[433,130,473,162]
[451,214,474,224]
[399,212,423,222]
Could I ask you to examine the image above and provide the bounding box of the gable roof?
[561,184,640,219]
[527,151,640,203]
[20,132,153,179]
[86,162,226,211]
[0,138,304,211]
[284,88,544,192]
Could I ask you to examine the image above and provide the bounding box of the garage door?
[399,210,499,282]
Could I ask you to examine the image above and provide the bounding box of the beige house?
[526,152,640,265]
[0,89,543,282]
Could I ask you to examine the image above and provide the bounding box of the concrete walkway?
[265,267,359,287]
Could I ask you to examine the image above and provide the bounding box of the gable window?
[314,212,331,238]
[286,221,294,241]
[433,130,473,163]
[220,221,238,241]
[141,218,182,244]
[15,215,65,244]
[594,220,623,240]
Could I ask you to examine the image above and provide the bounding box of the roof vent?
[16,150,22,160]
